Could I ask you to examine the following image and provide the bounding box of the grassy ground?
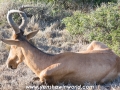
[0,0,120,90]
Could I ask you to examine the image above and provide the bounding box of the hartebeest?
[1,9,120,85]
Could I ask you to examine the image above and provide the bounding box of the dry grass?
[0,1,120,90]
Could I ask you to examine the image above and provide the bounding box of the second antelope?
[1,9,120,85]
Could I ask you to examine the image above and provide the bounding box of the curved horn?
[18,11,28,32]
[7,10,27,34]
[7,10,20,34]
[19,5,39,31]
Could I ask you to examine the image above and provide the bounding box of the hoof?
[32,77,40,81]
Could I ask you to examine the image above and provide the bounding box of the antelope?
[1,9,120,85]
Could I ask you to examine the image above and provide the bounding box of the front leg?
[39,63,65,85]
[32,77,40,81]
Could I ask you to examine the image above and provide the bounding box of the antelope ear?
[26,30,39,40]
[1,39,20,46]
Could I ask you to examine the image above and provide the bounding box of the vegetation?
[63,3,120,55]
[0,0,120,89]
[14,0,118,8]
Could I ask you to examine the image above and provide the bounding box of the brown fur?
[2,10,120,85]
[3,35,120,85]
[87,41,108,50]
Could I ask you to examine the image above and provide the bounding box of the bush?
[63,3,120,55]
[15,0,117,11]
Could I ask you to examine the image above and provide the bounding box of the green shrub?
[63,3,120,55]
[16,0,117,10]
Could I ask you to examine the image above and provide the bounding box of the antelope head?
[2,10,38,69]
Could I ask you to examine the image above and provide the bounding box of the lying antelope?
[1,10,120,85]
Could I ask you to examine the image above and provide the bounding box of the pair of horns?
[7,8,27,34]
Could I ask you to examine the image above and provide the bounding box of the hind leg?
[87,41,108,51]
[100,67,118,83]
